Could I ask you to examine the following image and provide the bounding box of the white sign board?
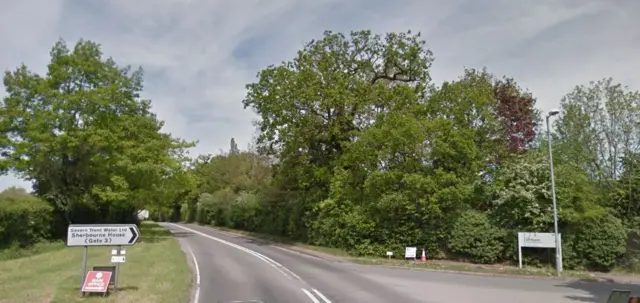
[517,232,562,271]
[67,224,140,247]
[518,232,558,248]
[404,247,417,259]
[137,209,149,220]
[111,256,126,263]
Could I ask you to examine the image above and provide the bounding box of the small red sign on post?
[81,271,112,293]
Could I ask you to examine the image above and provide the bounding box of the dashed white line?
[168,223,331,303]
[186,244,201,303]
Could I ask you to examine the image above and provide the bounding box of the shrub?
[572,212,626,271]
[228,191,261,231]
[448,210,506,264]
[0,187,54,249]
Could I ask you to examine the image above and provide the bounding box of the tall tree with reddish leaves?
[493,78,539,154]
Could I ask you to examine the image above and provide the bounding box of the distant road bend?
[161,223,638,303]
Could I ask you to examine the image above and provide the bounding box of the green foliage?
[0,187,53,248]
[488,152,552,232]
[3,30,639,273]
[448,210,505,264]
[183,29,640,272]
[0,39,193,240]
[572,212,627,271]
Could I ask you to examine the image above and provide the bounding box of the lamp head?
[547,109,560,117]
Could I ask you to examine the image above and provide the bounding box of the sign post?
[80,246,87,296]
[67,224,140,295]
[404,247,417,261]
[81,270,113,296]
[386,251,393,260]
[517,232,562,271]
[111,246,127,291]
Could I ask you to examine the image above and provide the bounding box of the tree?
[0,39,193,233]
[493,78,540,154]
[611,152,640,224]
[183,28,638,272]
[243,30,434,239]
[230,137,239,154]
[554,78,640,183]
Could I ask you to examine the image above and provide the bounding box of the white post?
[517,233,523,268]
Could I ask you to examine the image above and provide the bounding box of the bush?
[196,189,236,226]
[448,210,506,264]
[179,203,189,221]
[572,212,626,271]
[0,187,54,249]
[228,191,261,231]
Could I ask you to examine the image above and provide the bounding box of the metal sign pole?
[114,246,121,292]
[80,246,87,296]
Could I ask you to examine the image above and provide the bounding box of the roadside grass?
[211,224,636,282]
[0,221,192,303]
[0,241,66,261]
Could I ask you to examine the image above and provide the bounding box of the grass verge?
[0,221,192,303]
[212,224,637,282]
[0,241,66,261]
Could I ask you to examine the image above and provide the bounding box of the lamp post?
[546,109,561,276]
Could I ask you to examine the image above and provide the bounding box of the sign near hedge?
[517,232,563,271]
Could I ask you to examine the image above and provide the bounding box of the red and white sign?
[81,271,112,293]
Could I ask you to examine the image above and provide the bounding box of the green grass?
[212,225,633,281]
[347,257,596,279]
[0,221,192,303]
[0,241,66,261]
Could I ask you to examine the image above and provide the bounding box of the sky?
[1,0,639,191]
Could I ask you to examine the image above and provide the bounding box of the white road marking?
[186,244,201,303]
[187,245,200,303]
[169,224,299,280]
[302,288,321,303]
[168,224,331,303]
[312,288,332,303]
[187,245,201,285]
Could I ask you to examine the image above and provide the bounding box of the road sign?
[67,224,140,247]
[111,256,126,263]
[81,271,112,293]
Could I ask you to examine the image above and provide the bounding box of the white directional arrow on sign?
[66,224,141,247]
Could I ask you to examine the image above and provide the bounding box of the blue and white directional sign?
[67,224,140,247]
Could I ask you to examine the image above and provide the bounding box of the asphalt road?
[161,223,640,303]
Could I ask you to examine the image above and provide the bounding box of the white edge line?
[186,244,201,303]
[187,245,201,285]
[312,289,332,303]
[301,288,321,303]
[169,223,298,281]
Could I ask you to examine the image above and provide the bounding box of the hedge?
[0,188,54,249]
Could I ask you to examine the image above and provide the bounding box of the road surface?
[161,223,640,303]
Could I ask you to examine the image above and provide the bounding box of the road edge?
[189,223,640,285]
[188,223,345,263]
[158,223,200,303]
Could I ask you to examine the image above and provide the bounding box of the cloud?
[1,0,638,190]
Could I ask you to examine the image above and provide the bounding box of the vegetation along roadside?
[1,28,639,302]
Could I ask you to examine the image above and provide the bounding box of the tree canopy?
[0,39,193,237]
[2,31,639,273]
[190,30,639,272]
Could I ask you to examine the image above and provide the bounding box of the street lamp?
[546,108,561,276]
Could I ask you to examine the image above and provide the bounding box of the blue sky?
[1,0,639,190]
